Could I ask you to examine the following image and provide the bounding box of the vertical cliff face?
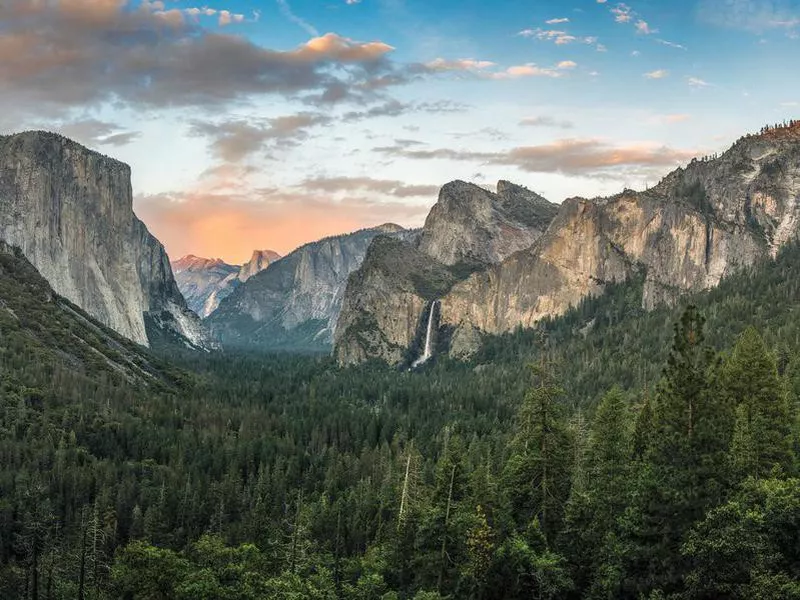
[416,180,558,268]
[334,181,561,364]
[0,131,209,348]
[209,224,416,352]
[334,124,800,365]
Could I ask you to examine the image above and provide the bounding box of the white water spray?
[412,300,438,368]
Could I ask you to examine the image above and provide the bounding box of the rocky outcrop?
[334,236,455,365]
[0,131,210,348]
[172,255,239,317]
[416,180,558,268]
[209,224,416,352]
[172,249,280,318]
[335,180,561,364]
[238,249,281,282]
[335,123,800,365]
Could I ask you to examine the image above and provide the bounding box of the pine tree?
[561,388,633,595]
[625,306,732,595]
[722,327,793,481]
[502,364,572,541]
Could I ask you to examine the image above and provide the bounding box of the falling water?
[412,300,438,368]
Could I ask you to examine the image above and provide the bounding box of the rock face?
[0,131,210,348]
[209,224,416,352]
[172,249,280,318]
[335,124,800,365]
[417,180,558,268]
[172,255,239,317]
[334,236,456,365]
[238,249,281,282]
[334,180,560,364]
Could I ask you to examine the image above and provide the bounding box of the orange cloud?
[135,185,428,263]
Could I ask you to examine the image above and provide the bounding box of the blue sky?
[2,0,799,262]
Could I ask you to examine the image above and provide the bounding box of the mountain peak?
[373,223,406,234]
[238,249,281,282]
[171,255,232,273]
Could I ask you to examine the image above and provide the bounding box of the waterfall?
[412,300,438,368]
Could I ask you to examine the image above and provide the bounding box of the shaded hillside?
[0,241,186,395]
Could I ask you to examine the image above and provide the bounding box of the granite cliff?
[335,123,800,365]
[0,131,209,348]
[208,224,416,352]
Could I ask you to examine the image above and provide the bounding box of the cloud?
[135,169,430,262]
[519,116,575,129]
[299,176,439,197]
[546,17,570,24]
[635,19,655,34]
[644,69,669,79]
[421,56,576,80]
[374,138,697,176]
[650,114,692,124]
[490,62,578,80]
[611,4,633,23]
[607,2,657,34]
[276,0,319,36]
[38,119,141,147]
[424,58,496,72]
[188,114,332,161]
[687,77,711,87]
[656,38,687,49]
[519,28,599,46]
[0,0,398,120]
[340,99,468,122]
[697,0,800,32]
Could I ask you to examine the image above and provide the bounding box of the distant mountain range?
[206,224,417,353]
[3,123,800,363]
[172,249,281,318]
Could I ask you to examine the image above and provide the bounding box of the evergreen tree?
[625,306,732,595]
[502,364,572,541]
[560,387,633,596]
[722,327,793,480]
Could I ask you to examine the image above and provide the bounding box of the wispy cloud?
[644,69,669,79]
[374,138,697,177]
[276,0,319,36]
[188,114,332,161]
[687,77,711,87]
[656,38,687,50]
[519,116,575,129]
[697,0,800,34]
[519,28,599,46]
[608,2,658,34]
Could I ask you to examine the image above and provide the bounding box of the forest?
[1,243,800,599]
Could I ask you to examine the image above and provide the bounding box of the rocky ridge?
[172,249,281,318]
[335,123,800,365]
[208,223,417,352]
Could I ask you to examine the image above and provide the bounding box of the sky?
[2,0,799,263]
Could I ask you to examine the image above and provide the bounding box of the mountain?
[0,240,180,386]
[172,250,281,318]
[0,131,210,349]
[172,255,239,317]
[238,249,282,282]
[417,179,558,268]
[208,224,416,352]
[335,123,800,365]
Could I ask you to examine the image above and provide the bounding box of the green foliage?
[3,242,800,598]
